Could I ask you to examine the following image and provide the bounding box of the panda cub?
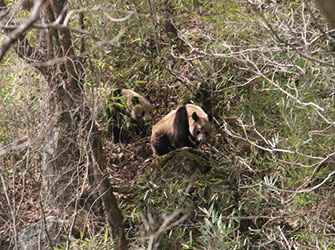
[106,89,153,144]
[151,104,213,156]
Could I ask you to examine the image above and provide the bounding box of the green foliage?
[2,0,335,248]
[125,150,240,249]
[198,204,241,249]
[55,228,114,250]
[0,58,41,147]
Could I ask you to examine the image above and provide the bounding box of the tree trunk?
[315,0,335,25]
[0,1,127,249]
[89,124,128,250]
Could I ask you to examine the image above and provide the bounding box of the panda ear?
[131,96,140,105]
[207,112,213,122]
[192,112,199,121]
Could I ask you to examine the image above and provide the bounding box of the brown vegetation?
[1,0,335,249]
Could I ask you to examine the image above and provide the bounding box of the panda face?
[189,111,213,143]
[129,96,153,123]
[191,120,212,143]
[131,105,153,122]
[120,90,153,123]
[142,108,153,122]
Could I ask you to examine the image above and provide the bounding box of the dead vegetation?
[2,0,335,249]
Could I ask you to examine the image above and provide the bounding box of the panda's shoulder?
[121,88,139,97]
[152,108,178,130]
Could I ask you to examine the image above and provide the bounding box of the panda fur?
[106,89,153,143]
[151,104,213,156]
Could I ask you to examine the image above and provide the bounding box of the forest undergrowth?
[1,0,335,249]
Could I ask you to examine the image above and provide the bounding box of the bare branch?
[0,0,47,61]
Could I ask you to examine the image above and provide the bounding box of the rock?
[18,216,61,250]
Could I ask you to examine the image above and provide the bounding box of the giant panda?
[151,104,213,156]
[106,89,153,144]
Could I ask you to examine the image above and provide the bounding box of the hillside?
[1,0,335,249]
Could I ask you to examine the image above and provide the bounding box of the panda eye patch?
[195,130,201,135]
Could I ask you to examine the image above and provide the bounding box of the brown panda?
[106,89,153,143]
[151,104,213,156]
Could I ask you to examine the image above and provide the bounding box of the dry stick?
[0,172,18,249]
[66,165,88,250]
[224,118,335,201]
[0,0,47,61]
[1,7,203,92]
[37,189,55,250]
[0,2,126,249]
[146,183,193,249]
[257,6,335,68]
[3,18,197,92]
